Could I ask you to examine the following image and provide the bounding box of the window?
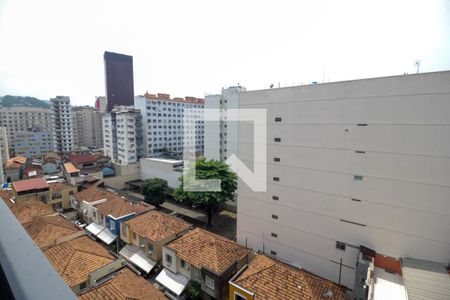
[166,254,173,265]
[272,195,279,201]
[110,221,115,231]
[132,232,137,240]
[121,225,127,238]
[353,175,363,181]
[270,250,277,256]
[271,233,278,238]
[92,211,97,219]
[181,259,186,269]
[79,282,87,290]
[357,123,368,126]
[205,275,215,290]
[274,137,281,142]
[336,241,346,251]
[275,117,282,122]
[148,243,154,252]
[273,157,280,162]
[273,177,279,182]
[272,214,278,220]
[193,267,200,277]
[234,292,246,300]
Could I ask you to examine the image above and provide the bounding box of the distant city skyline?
[0,0,449,106]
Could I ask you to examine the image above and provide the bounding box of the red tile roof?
[12,177,49,192]
[69,154,97,165]
[64,162,80,173]
[167,228,251,275]
[74,187,121,203]
[123,211,191,242]
[96,197,153,218]
[78,267,166,300]
[232,254,346,300]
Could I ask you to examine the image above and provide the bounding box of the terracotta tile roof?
[12,177,49,192]
[96,197,154,218]
[69,154,97,165]
[8,198,55,224]
[23,215,79,249]
[124,211,191,242]
[78,267,166,300]
[167,228,251,275]
[44,235,115,287]
[64,162,80,173]
[232,254,346,300]
[49,182,74,192]
[74,187,121,203]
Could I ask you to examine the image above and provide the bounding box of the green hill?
[0,95,51,109]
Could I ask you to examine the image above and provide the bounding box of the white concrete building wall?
[204,86,245,161]
[140,158,183,188]
[72,106,104,148]
[134,94,204,159]
[0,107,55,149]
[236,71,450,289]
[51,96,74,153]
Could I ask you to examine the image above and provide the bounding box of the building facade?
[95,96,107,113]
[103,106,143,165]
[72,106,104,148]
[236,71,450,288]
[204,86,246,161]
[51,96,74,153]
[134,93,204,159]
[12,128,54,158]
[104,51,134,112]
[0,107,55,147]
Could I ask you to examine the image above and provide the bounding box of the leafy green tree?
[186,280,201,300]
[174,158,237,227]
[141,178,168,208]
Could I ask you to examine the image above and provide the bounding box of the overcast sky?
[0,0,449,106]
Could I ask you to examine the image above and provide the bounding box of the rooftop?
[401,257,450,300]
[64,162,80,174]
[44,235,115,287]
[78,267,166,300]
[12,177,49,192]
[49,182,74,192]
[5,198,55,224]
[68,154,97,165]
[23,215,79,249]
[142,92,205,104]
[123,211,191,242]
[231,254,346,300]
[166,228,251,275]
[74,187,121,203]
[96,197,153,219]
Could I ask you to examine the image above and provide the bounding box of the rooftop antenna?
[415,59,421,74]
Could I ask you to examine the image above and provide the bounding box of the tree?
[141,178,168,208]
[174,158,237,227]
[186,280,201,300]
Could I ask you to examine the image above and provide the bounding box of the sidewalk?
[127,191,237,240]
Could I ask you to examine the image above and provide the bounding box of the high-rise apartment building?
[134,93,204,158]
[204,86,246,161]
[51,96,75,153]
[103,106,143,165]
[0,127,9,182]
[236,71,450,288]
[12,127,54,158]
[0,107,54,146]
[104,52,134,112]
[72,106,104,148]
[94,96,107,113]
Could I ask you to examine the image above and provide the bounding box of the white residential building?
[140,158,183,189]
[204,86,245,161]
[0,107,55,147]
[51,96,75,153]
[0,127,8,182]
[134,93,204,159]
[72,106,104,148]
[236,71,450,288]
[103,106,143,165]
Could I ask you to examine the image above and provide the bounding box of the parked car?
[74,219,87,229]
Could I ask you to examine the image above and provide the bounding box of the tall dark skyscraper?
[104,51,134,112]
